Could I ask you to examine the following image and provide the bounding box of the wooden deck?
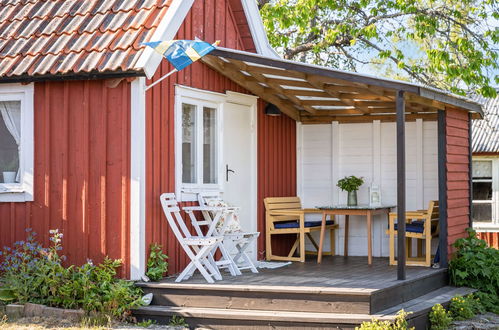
[132,256,473,329]
[153,256,442,290]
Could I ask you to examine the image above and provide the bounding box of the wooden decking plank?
[139,256,445,292]
[134,305,395,323]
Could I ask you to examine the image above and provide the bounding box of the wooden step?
[138,282,373,314]
[133,286,474,330]
[136,268,447,315]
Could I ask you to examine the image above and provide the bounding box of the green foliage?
[0,229,143,320]
[260,0,498,97]
[168,315,188,327]
[449,228,499,313]
[429,303,453,330]
[146,244,168,282]
[137,319,158,327]
[356,310,413,330]
[337,175,364,192]
[0,288,15,302]
[448,294,484,321]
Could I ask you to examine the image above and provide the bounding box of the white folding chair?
[183,204,241,276]
[159,193,223,283]
[198,192,260,274]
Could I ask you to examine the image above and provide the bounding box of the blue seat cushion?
[274,220,334,229]
[393,222,424,233]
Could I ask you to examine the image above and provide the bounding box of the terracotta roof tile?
[0,0,171,78]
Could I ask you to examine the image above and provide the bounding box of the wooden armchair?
[264,197,339,262]
[386,200,439,267]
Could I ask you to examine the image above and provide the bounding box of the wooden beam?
[283,90,331,97]
[405,93,446,110]
[306,76,368,114]
[304,107,430,115]
[245,65,307,80]
[265,78,316,89]
[202,56,300,121]
[396,90,406,281]
[300,113,437,123]
[228,60,317,114]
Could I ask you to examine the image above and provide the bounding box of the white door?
[223,101,257,260]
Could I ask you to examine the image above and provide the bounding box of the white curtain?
[0,101,21,182]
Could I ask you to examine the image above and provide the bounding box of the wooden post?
[438,110,448,268]
[396,90,406,280]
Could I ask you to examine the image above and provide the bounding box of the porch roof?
[202,47,483,123]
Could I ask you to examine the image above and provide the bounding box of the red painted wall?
[0,80,131,277]
[256,98,297,257]
[144,0,296,274]
[446,107,471,255]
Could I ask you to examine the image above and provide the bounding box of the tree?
[259,0,499,97]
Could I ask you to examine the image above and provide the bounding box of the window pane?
[472,203,492,222]
[0,101,21,183]
[182,103,196,183]
[472,160,492,179]
[473,182,492,200]
[203,107,217,184]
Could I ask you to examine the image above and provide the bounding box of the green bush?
[449,228,499,313]
[448,294,484,321]
[146,243,168,281]
[0,229,143,320]
[429,303,452,330]
[356,310,413,330]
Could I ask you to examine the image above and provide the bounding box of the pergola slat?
[202,51,482,123]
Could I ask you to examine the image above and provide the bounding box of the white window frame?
[175,86,226,202]
[472,157,499,231]
[0,84,34,202]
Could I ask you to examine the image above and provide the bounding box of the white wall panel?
[298,120,438,257]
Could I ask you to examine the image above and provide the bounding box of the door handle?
[226,164,235,182]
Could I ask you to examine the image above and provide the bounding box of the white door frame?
[225,91,259,260]
[174,86,258,258]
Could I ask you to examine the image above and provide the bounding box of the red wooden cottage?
[472,93,499,248]
[0,0,483,285]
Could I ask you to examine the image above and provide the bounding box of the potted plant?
[337,176,364,206]
[1,157,18,184]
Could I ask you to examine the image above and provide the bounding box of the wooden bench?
[387,200,439,267]
[264,197,339,262]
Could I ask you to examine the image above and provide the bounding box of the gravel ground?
[0,316,189,330]
[452,313,499,330]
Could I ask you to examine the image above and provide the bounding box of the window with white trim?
[0,84,34,202]
[472,159,498,229]
[176,87,223,201]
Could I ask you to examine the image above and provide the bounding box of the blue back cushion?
[274,220,334,229]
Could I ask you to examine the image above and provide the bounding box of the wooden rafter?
[228,60,317,114]
[202,56,300,120]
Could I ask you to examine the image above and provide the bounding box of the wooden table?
[317,205,395,265]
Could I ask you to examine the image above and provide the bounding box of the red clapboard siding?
[145,0,296,274]
[445,107,470,255]
[256,99,297,257]
[0,80,131,277]
[478,232,499,249]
